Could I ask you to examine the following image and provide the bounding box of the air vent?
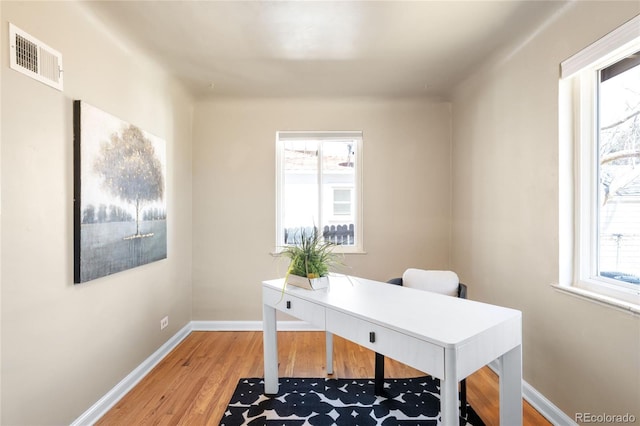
[9,23,63,91]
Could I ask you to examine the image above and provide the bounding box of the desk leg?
[442,347,460,425]
[499,344,523,425]
[263,304,278,394]
[325,331,334,374]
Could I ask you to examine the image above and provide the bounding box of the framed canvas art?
[73,100,167,283]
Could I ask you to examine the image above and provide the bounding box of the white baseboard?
[71,323,192,426]
[488,361,575,426]
[71,320,318,425]
[191,320,321,331]
[523,381,576,426]
[73,322,569,425]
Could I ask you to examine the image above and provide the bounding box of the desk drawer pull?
[369,332,376,343]
[286,301,291,309]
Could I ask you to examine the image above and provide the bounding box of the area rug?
[219,376,485,425]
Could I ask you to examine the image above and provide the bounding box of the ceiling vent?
[9,23,63,91]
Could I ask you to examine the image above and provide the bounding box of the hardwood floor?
[97,331,550,425]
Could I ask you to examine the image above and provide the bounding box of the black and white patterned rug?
[219,376,485,425]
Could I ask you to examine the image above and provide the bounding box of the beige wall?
[192,97,453,320]
[451,1,640,422]
[0,2,193,425]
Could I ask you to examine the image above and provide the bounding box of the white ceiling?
[81,1,568,99]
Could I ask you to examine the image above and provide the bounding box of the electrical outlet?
[160,316,169,330]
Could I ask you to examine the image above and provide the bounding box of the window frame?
[275,131,364,254]
[557,14,640,313]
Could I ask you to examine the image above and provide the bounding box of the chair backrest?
[401,268,459,297]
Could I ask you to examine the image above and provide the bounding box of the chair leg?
[375,354,465,414]
[374,352,384,395]
[460,378,468,417]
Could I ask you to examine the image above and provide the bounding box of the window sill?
[551,284,640,316]
[270,250,368,257]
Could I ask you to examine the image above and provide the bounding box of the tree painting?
[74,100,167,284]
[94,124,165,237]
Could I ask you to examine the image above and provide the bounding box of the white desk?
[262,275,523,425]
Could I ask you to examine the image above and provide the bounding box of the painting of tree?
[94,124,165,237]
[73,101,167,284]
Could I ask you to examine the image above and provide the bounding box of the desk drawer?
[263,286,325,329]
[326,309,444,378]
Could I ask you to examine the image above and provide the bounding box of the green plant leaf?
[279,227,343,279]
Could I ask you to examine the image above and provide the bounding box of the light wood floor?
[97,331,550,425]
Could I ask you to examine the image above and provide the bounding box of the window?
[559,15,640,312]
[598,54,640,286]
[333,188,352,216]
[276,131,363,252]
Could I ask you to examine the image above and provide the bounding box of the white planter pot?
[286,274,330,290]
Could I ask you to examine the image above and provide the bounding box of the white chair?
[374,268,468,416]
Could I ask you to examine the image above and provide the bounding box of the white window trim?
[275,131,364,254]
[556,14,640,314]
[560,14,640,79]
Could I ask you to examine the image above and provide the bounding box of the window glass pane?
[333,204,351,215]
[597,53,640,285]
[322,141,356,245]
[333,189,351,215]
[283,140,318,243]
[334,188,351,202]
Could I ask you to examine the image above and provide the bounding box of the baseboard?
[488,361,576,426]
[73,322,570,425]
[71,320,318,425]
[191,320,321,331]
[524,381,576,426]
[70,323,192,426]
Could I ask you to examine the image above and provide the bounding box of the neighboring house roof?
[285,149,354,172]
[618,175,640,196]
[601,166,640,198]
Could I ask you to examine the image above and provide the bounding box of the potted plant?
[281,227,340,290]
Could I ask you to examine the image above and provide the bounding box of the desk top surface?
[263,274,521,347]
